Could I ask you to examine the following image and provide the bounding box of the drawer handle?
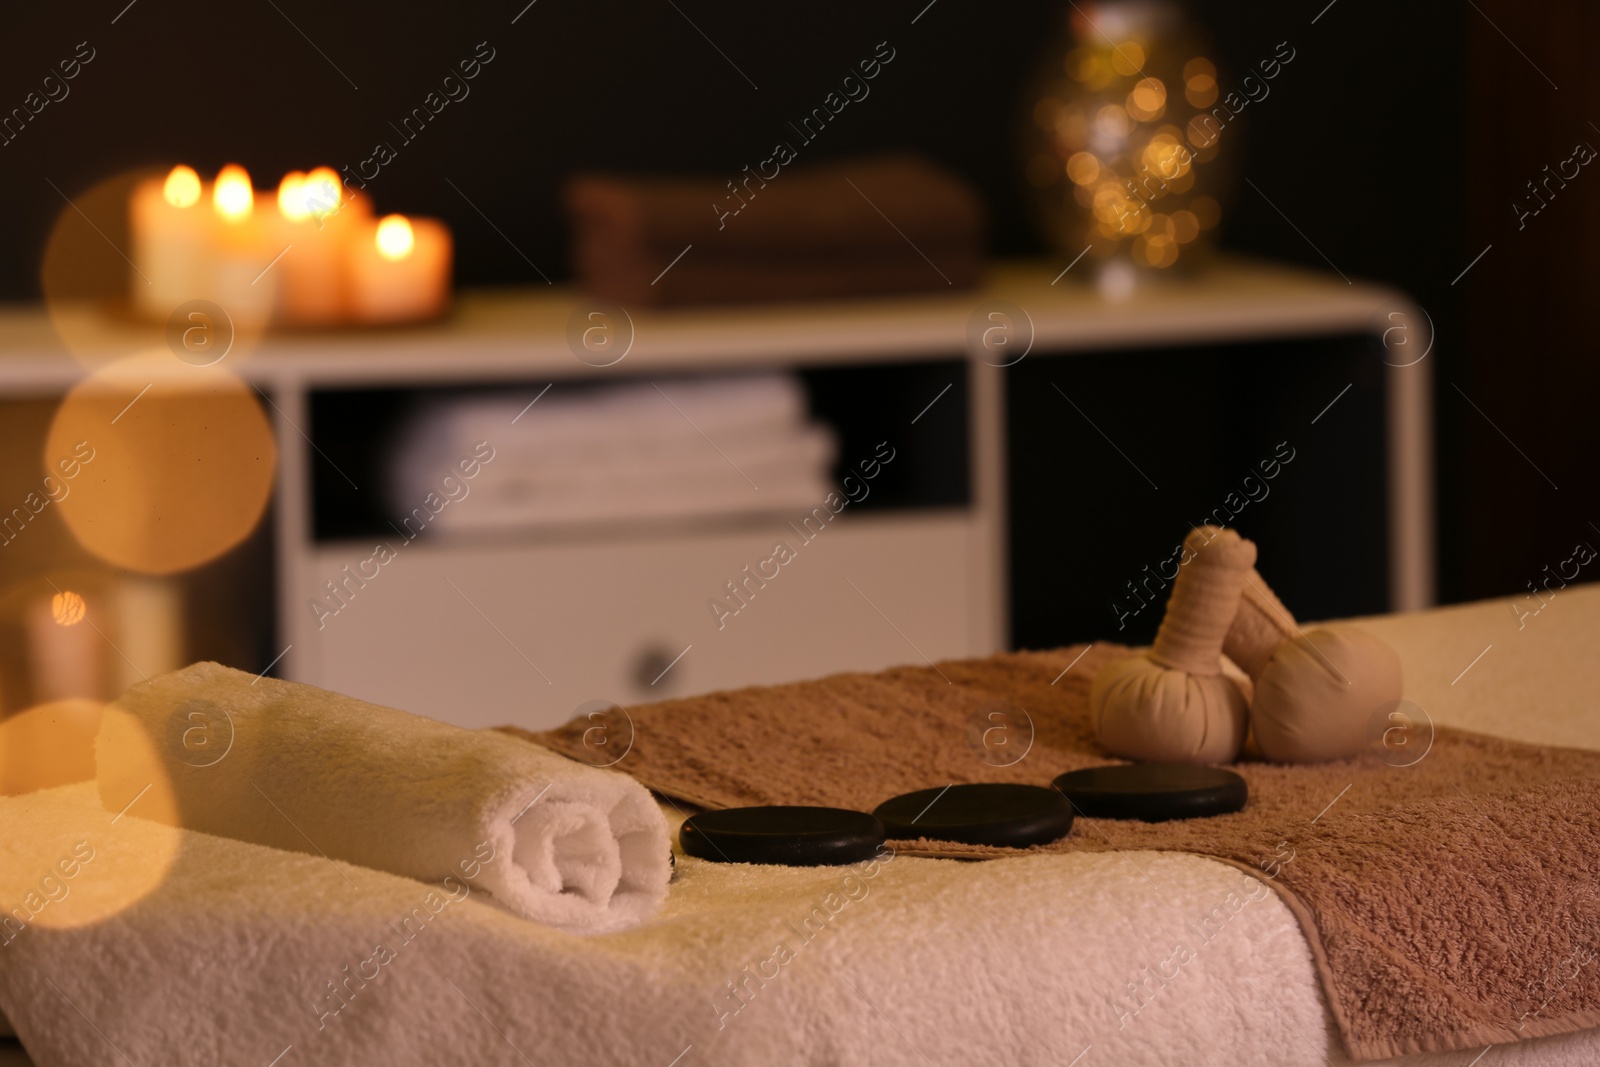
[632,644,679,691]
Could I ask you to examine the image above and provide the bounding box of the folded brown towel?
[508,645,1600,1060]
[565,154,985,305]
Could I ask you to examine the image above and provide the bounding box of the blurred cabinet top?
[0,256,1403,390]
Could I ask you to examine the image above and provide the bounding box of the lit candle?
[128,165,212,322]
[271,169,345,325]
[26,591,102,702]
[347,213,452,323]
[213,163,253,223]
[302,166,374,239]
[209,163,277,328]
[277,169,310,221]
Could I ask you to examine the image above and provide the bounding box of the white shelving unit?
[0,256,1432,729]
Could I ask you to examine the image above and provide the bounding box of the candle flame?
[51,591,87,627]
[162,165,202,209]
[304,166,343,219]
[277,171,310,222]
[376,215,415,261]
[214,164,253,222]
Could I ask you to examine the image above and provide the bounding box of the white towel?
[422,421,838,533]
[9,783,1594,1067]
[434,473,836,534]
[385,374,837,535]
[469,421,838,483]
[6,591,1597,1066]
[400,374,810,456]
[93,662,669,934]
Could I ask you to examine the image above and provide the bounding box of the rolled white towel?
[94,663,669,935]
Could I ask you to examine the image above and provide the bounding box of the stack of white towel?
[389,374,837,534]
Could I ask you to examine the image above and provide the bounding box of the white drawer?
[293,510,980,729]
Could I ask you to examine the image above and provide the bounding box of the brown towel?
[506,645,1600,1061]
[564,154,985,305]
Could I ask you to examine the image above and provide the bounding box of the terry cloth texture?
[99,662,670,934]
[14,780,1562,1067]
[514,643,1600,1059]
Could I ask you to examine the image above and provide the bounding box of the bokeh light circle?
[164,299,235,367]
[0,696,181,932]
[0,699,103,796]
[40,168,267,372]
[45,352,276,576]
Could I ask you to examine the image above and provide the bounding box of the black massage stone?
[679,806,886,866]
[873,783,1076,847]
[1053,763,1248,822]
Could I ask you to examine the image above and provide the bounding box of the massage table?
[1,584,1596,1066]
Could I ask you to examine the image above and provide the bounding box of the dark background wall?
[1461,3,1600,607]
[0,0,1587,613]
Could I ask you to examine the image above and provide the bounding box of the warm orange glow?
[304,166,343,217]
[51,591,87,627]
[1172,210,1201,243]
[1094,104,1131,141]
[1066,151,1101,186]
[277,171,310,221]
[1027,27,1225,275]
[1185,74,1218,108]
[1146,234,1178,267]
[0,699,103,796]
[47,355,277,576]
[1141,138,1191,184]
[162,166,201,209]
[1066,48,1113,90]
[10,704,184,929]
[1127,78,1167,121]
[376,215,415,260]
[1109,41,1146,77]
[213,164,253,222]
[1133,232,1179,268]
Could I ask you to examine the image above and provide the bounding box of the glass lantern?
[1021,1,1231,292]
